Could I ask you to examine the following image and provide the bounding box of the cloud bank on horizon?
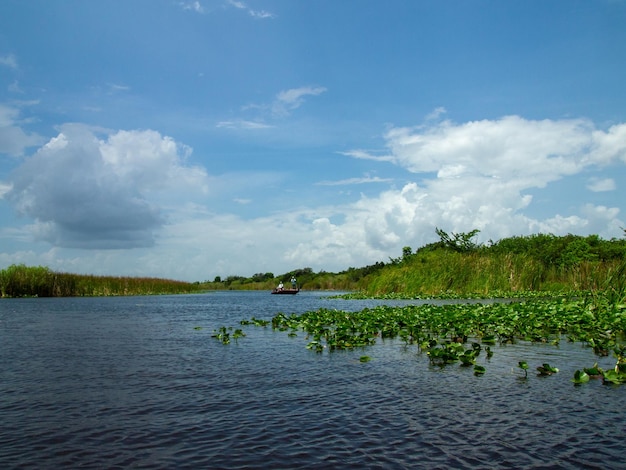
[1,1,625,281]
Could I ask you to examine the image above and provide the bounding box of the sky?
[1,0,626,282]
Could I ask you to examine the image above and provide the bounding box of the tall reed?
[361,252,624,297]
[0,264,203,297]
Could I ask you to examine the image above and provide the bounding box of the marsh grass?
[0,264,203,297]
[361,252,626,297]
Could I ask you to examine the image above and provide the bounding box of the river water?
[1,291,624,469]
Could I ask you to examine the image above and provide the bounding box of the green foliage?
[518,361,529,378]
[433,228,481,253]
[201,230,625,296]
[0,264,202,297]
[0,264,56,297]
[235,292,626,385]
[489,233,626,267]
[536,363,559,376]
[5,230,624,298]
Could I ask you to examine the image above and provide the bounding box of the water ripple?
[1,293,625,469]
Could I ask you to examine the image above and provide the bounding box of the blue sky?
[1,0,626,282]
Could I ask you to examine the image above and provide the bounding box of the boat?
[271,288,300,295]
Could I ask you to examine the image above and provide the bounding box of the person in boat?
[277,281,284,291]
[290,276,297,289]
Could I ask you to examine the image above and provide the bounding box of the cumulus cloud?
[3,114,625,281]
[4,124,209,249]
[383,116,602,183]
[287,115,626,267]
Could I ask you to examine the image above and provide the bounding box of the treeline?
[203,263,387,291]
[0,264,203,298]
[362,230,626,296]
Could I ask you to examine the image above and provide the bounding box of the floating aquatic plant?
[572,370,590,384]
[518,361,529,378]
[212,326,245,344]
[232,328,245,341]
[241,317,270,327]
[536,363,559,376]
[474,365,486,376]
[212,326,231,344]
[227,294,626,386]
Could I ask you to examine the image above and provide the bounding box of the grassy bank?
[2,231,625,298]
[360,251,626,297]
[0,264,204,297]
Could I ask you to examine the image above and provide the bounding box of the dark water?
[1,291,624,469]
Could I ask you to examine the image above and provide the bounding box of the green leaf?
[602,370,625,385]
[572,370,590,384]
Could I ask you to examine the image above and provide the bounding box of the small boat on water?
[271,288,300,295]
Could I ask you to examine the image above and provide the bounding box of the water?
[1,291,625,469]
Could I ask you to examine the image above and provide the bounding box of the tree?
[435,228,481,252]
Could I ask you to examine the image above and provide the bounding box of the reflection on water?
[1,291,625,469]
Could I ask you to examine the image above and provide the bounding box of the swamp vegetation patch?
[212,294,626,387]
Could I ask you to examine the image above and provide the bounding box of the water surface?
[1,291,624,469]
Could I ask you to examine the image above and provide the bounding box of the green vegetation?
[200,229,626,297]
[233,288,626,385]
[360,229,626,297]
[202,265,383,292]
[2,229,625,298]
[0,264,203,297]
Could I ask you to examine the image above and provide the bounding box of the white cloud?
[0,104,44,156]
[384,116,600,185]
[228,0,245,8]
[249,9,274,19]
[0,181,11,197]
[285,115,626,270]
[180,1,204,13]
[4,124,210,249]
[227,0,275,19]
[338,149,395,163]
[216,120,273,129]
[425,106,447,121]
[218,86,327,127]
[586,177,616,192]
[590,123,626,164]
[273,86,327,117]
[3,115,625,281]
[316,175,393,186]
